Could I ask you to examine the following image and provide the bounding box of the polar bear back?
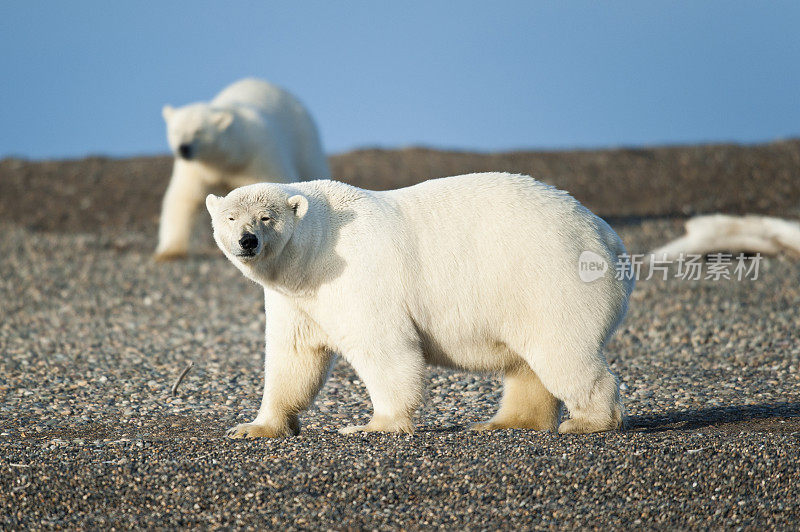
[212,78,307,117]
[299,173,625,287]
[213,78,329,179]
[337,172,623,276]
[392,173,628,321]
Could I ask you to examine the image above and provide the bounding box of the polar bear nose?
[178,143,192,159]
[239,233,258,251]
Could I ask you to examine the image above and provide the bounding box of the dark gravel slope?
[2,139,799,235]
[1,144,799,529]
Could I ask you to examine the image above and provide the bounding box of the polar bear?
[206,172,634,438]
[649,214,800,259]
[155,78,330,260]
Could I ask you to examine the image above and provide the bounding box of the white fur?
[206,172,634,438]
[650,214,800,260]
[155,78,330,260]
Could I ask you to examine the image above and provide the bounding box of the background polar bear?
[155,78,330,260]
[206,172,635,437]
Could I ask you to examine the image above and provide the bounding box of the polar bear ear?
[212,111,234,130]
[205,194,222,214]
[287,195,309,218]
[162,105,174,122]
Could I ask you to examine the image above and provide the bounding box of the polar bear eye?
[228,217,235,221]
[261,216,270,222]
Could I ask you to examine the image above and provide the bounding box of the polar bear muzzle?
[178,143,193,160]
[237,233,259,256]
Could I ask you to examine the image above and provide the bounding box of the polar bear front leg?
[228,304,333,439]
[227,336,333,439]
[154,162,209,260]
[227,344,333,439]
[339,335,425,435]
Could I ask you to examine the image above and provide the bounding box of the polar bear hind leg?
[520,334,624,434]
[555,369,623,434]
[470,365,562,432]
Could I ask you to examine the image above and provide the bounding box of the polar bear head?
[206,184,309,273]
[162,103,247,169]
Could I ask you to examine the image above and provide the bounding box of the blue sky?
[1,1,799,159]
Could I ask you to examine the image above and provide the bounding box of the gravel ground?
[3,139,800,236]
[1,145,799,528]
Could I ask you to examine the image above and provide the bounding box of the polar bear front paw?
[557,416,622,434]
[226,423,288,439]
[154,249,188,262]
[338,424,370,435]
[469,418,557,432]
[338,415,414,435]
[469,420,515,432]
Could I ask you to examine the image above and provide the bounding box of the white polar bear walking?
[206,172,635,437]
[155,78,330,260]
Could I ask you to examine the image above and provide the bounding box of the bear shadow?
[625,402,800,433]
[309,200,358,286]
